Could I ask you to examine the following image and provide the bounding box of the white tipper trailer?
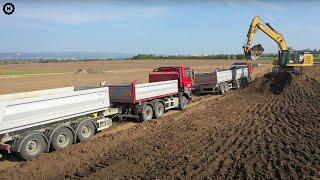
[0,80,185,160]
[0,86,120,160]
[193,69,233,94]
[193,67,250,95]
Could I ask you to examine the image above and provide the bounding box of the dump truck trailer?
[0,87,120,160]
[0,65,251,160]
[147,65,251,96]
[193,67,250,94]
[0,79,189,160]
[109,80,188,122]
[231,67,250,89]
[193,69,233,94]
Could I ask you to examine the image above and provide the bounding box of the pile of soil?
[1,68,319,179]
[74,68,104,75]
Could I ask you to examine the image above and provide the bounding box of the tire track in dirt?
[3,65,320,179]
[74,69,319,179]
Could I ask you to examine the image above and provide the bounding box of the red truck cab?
[149,66,194,99]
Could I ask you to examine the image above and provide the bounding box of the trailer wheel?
[219,86,225,95]
[140,104,153,122]
[224,83,229,92]
[154,102,165,119]
[18,134,46,160]
[236,80,241,89]
[51,127,74,151]
[77,120,95,142]
[179,96,188,110]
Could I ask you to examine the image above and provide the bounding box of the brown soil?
[74,68,105,75]
[0,60,271,94]
[1,64,319,179]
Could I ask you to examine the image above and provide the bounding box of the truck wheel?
[140,104,153,122]
[219,86,225,95]
[77,121,95,142]
[244,78,250,85]
[18,134,46,160]
[179,96,188,110]
[51,127,74,151]
[224,83,229,92]
[236,80,241,89]
[154,102,165,119]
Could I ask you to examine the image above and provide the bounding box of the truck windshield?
[185,68,191,78]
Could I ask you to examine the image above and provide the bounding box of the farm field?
[0,60,319,179]
[0,59,270,94]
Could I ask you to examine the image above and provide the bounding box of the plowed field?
[1,64,319,179]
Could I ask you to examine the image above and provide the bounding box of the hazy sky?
[0,0,319,54]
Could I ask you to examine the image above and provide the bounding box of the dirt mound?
[249,71,319,95]
[74,68,104,75]
[0,67,319,179]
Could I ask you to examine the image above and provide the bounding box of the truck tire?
[51,127,74,151]
[140,104,153,122]
[77,120,95,142]
[18,134,46,160]
[219,86,225,95]
[224,83,229,92]
[154,102,165,119]
[179,96,188,110]
[236,80,241,89]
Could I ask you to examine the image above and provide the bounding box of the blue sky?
[0,0,319,54]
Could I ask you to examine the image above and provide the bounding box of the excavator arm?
[243,16,288,59]
[243,16,313,73]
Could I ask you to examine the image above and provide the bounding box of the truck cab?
[149,66,194,99]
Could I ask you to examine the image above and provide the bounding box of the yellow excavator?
[243,16,313,73]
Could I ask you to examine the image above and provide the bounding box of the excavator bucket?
[249,44,264,60]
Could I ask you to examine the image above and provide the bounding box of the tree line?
[131,53,277,60]
[0,50,319,65]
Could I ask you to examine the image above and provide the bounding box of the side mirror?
[192,70,195,79]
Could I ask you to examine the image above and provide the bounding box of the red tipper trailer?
[109,80,189,122]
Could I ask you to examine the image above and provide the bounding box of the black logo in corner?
[3,3,15,15]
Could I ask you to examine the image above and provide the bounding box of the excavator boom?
[243,16,288,59]
[243,16,313,72]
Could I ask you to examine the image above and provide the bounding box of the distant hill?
[0,52,133,60]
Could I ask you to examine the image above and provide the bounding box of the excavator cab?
[279,50,314,67]
[273,50,314,74]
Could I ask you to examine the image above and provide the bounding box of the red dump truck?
[148,64,251,95]
[109,66,194,122]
